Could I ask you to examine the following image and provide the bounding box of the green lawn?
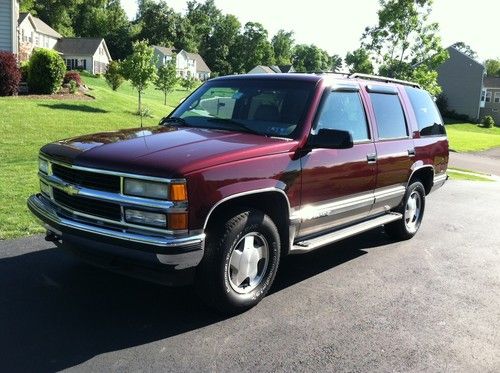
[447,170,494,182]
[0,74,194,239]
[445,122,500,152]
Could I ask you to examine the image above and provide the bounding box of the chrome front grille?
[52,164,120,193]
[53,188,122,221]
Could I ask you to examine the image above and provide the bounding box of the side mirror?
[308,129,354,149]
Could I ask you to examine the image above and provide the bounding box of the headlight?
[125,209,167,228]
[38,158,49,174]
[123,179,169,200]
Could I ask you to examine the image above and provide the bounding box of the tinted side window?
[370,93,408,139]
[405,87,446,136]
[316,91,370,141]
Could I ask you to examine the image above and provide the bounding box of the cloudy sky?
[121,0,499,61]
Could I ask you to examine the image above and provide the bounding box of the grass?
[444,121,500,152]
[0,74,195,239]
[447,170,494,182]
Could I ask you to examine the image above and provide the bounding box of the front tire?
[196,209,281,314]
[385,181,426,240]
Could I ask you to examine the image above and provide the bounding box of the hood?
[41,126,298,177]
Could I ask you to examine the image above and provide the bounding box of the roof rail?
[349,73,421,88]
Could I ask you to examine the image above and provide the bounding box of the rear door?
[298,84,377,238]
[365,85,414,215]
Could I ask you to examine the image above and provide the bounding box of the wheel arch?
[203,188,292,255]
[407,165,434,195]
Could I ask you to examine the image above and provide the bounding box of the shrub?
[69,80,78,94]
[63,71,82,86]
[480,115,495,128]
[104,60,124,91]
[27,48,66,94]
[20,61,30,82]
[0,51,21,96]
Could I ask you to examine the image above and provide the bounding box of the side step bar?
[290,213,402,254]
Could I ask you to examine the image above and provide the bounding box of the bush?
[104,60,124,91]
[68,80,78,94]
[480,115,495,128]
[27,48,66,94]
[20,61,29,82]
[63,71,82,86]
[0,51,21,96]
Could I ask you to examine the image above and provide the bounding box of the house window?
[486,91,492,103]
[494,92,500,103]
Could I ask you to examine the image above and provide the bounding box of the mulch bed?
[15,92,94,100]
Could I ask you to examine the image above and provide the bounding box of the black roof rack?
[348,73,420,88]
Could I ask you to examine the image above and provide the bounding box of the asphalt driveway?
[449,147,500,176]
[0,180,499,372]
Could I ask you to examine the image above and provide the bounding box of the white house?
[17,12,61,61]
[153,46,211,81]
[55,38,112,74]
[248,65,295,74]
[0,0,18,54]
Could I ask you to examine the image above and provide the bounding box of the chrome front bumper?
[27,194,205,271]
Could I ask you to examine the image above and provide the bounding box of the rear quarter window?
[369,93,408,139]
[405,87,446,136]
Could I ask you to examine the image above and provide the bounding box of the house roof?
[54,38,110,59]
[154,46,176,56]
[186,52,211,73]
[19,13,62,39]
[252,65,277,74]
[483,77,500,88]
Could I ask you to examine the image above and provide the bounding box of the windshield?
[169,79,315,138]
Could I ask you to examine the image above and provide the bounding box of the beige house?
[0,0,18,53]
[55,38,112,74]
[153,46,211,81]
[17,12,61,61]
[480,77,500,124]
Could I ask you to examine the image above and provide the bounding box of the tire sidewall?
[403,181,426,235]
[218,211,280,309]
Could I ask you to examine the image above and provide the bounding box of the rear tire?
[385,181,426,240]
[195,209,281,314]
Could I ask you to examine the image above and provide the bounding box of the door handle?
[366,153,377,164]
[408,148,416,157]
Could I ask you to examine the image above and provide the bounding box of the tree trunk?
[139,90,143,127]
[164,90,167,106]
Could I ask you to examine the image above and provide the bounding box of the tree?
[181,77,198,91]
[135,1,182,48]
[361,0,448,95]
[345,48,374,74]
[204,14,241,76]
[485,59,500,77]
[272,30,295,65]
[451,42,477,59]
[233,22,275,73]
[292,44,331,73]
[155,62,178,105]
[104,60,124,91]
[122,41,157,122]
[330,54,343,72]
[185,0,222,54]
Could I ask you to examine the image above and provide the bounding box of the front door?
[298,86,377,238]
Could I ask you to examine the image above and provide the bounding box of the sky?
[121,0,500,62]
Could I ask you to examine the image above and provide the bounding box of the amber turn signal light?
[168,212,188,230]
[169,183,188,201]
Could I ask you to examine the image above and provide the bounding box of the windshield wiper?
[206,118,265,136]
[159,116,188,126]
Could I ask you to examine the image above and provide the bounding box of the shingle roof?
[186,52,211,73]
[55,38,104,56]
[483,76,500,88]
[19,13,62,39]
[154,46,176,56]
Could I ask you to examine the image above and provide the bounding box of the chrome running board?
[290,213,402,254]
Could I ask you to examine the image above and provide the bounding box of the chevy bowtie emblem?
[61,183,79,196]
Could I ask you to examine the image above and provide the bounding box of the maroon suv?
[28,73,448,313]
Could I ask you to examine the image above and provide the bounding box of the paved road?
[1,181,499,372]
[449,147,500,176]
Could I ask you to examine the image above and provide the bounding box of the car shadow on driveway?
[0,228,391,372]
